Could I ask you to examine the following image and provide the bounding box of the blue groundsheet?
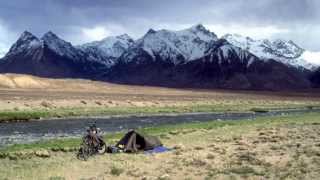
[144,146,171,154]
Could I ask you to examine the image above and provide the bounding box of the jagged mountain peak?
[190,24,206,30]
[81,33,134,47]
[222,33,318,70]
[188,24,211,34]
[185,24,217,39]
[41,31,71,45]
[141,24,217,42]
[78,34,135,67]
[223,33,304,57]
[115,34,133,41]
[80,34,134,50]
[5,31,41,56]
[272,38,302,51]
[223,33,253,42]
[99,34,134,45]
[126,24,219,64]
[19,31,39,41]
[14,31,39,45]
[41,31,60,40]
[146,28,157,35]
[37,30,80,59]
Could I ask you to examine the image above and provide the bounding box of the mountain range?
[0,24,319,90]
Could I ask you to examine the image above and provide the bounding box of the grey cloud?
[0,0,319,51]
[205,0,318,26]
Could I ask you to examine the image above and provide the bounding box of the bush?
[80,100,87,105]
[250,108,268,113]
[95,101,102,106]
[41,101,52,108]
[306,105,314,110]
[110,166,124,176]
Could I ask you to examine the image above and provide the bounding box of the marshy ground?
[1,112,320,180]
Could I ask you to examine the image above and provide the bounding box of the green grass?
[0,111,49,122]
[0,103,318,123]
[1,111,320,154]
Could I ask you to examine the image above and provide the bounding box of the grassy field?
[1,73,320,122]
[1,112,320,179]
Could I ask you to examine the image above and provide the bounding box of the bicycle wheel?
[77,144,90,161]
[97,143,106,154]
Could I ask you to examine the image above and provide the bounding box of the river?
[0,108,318,147]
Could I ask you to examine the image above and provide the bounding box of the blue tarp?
[144,146,171,154]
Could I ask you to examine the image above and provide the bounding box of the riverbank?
[1,112,320,179]
[1,108,319,147]
[1,103,320,123]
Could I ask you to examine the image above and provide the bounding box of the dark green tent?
[115,130,162,152]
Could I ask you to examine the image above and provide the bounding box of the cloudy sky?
[0,0,319,57]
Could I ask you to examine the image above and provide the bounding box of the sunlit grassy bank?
[1,100,319,123]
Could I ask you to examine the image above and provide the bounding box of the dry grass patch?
[1,113,320,179]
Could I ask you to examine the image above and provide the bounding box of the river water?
[0,109,318,147]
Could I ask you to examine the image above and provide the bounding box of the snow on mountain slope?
[5,31,42,57]
[78,34,134,67]
[222,34,318,70]
[41,31,82,60]
[173,24,218,60]
[205,39,258,67]
[123,24,218,64]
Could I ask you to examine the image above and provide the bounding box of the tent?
[115,130,162,152]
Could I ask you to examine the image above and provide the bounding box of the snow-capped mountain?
[106,38,310,90]
[222,34,318,70]
[0,31,104,78]
[121,24,218,65]
[5,31,83,61]
[0,25,318,90]
[78,34,134,67]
